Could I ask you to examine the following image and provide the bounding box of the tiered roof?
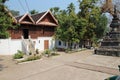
[15,10,58,26]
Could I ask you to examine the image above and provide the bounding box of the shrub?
[20,55,41,62]
[13,50,24,59]
[25,56,40,61]
[36,49,39,54]
[29,52,32,55]
[51,53,60,56]
[65,48,71,53]
[52,47,57,54]
[44,49,51,57]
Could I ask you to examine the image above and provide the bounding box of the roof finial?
[114,5,117,14]
[113,5,117,16]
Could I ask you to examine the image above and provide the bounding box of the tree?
[0,0,7,3]
[54,0,107,49]
[67,3,75,14]
[10,10,19,16]
[95,14,108,39]
[29,9,39,15]
[0,0,16,38]
[50,7,60,19]
[78,0,108,47]
[55,3,82,49]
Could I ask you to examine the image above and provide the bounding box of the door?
[23,29,29,39]
[44,40,49,50]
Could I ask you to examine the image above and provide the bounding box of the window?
[58,41,61,46]
[45,27,54,32]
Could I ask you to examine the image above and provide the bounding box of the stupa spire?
[101,0,114,15]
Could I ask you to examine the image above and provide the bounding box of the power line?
[25,0,30,13]
[18,0,26,13]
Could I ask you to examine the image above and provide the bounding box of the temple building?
[0,10,58,55]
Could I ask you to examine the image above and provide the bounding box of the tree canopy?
[52,0,108,48]
[0,0,16,38]
[29,9,39,15]
[10,10,20,16]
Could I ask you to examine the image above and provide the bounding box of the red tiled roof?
[15,15,23,21]
[15,11,58,26]
[15,12,46,22]
[31,12,46,22]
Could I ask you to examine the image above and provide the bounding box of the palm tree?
[67,3,75,14]
[29,10,39,15]
[50,7,60,15]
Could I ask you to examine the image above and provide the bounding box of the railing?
[21,36,29,55]
[21,35,36,55]
[29,36,35,49]
[28,36,36,54]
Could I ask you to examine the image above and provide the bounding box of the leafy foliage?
[78,0,108,44]
[21,55,41,62]
[0,0,16,38]
[43,49,51,57]
[95,14,108,39]
[51,1,108,48]
[10,10,19,16]
[29,9,39,15]
[13,50,24,59]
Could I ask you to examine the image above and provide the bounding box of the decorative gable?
[36,11,58,26]
[41,13,56,23]
[19,13,35,24]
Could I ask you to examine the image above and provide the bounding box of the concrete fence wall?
[0,37,55,55]
[55,40,68,49]
[35,37,55,51]
[0,38,22,55]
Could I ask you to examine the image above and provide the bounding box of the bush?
[65,48,71,53]
[36,49,39,54]
[27,55,41,61]
[52,47,57,54]
[13,50,24,59]
[51,53,60,56]
[44,49,51,57]
[29,52,32,55]
[20,55,41,62]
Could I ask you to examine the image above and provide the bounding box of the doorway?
[23,29,29,39]
[44,40,49,50]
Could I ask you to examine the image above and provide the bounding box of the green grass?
[13,50,24,59]
[19,55,41,63]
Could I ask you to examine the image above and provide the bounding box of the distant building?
[0,10,58,55]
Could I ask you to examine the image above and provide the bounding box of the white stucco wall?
[33,37,55,51]
[55,40,68,49]
[0,37,55,55]
[0,39,22,55]
[55,40,80,49]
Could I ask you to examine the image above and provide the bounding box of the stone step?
[94,49,120,57]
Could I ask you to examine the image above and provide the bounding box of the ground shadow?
[0,58,5,71]
[0,64,4,71]
[0,58,3,61]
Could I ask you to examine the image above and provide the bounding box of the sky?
[5,0,79,15]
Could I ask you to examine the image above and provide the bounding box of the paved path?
[0,50,120,80]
